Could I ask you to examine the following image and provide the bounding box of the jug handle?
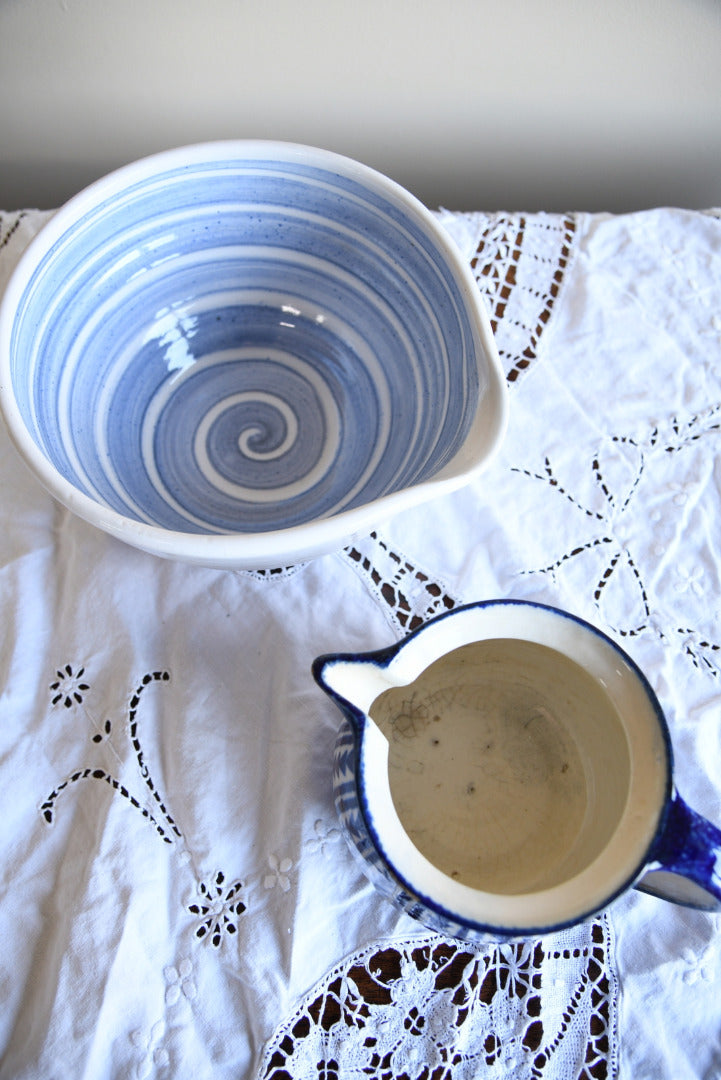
[635,791,721,911]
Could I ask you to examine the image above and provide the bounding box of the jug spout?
[312,648,402,725]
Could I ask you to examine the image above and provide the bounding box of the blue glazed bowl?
[0,143,507,568]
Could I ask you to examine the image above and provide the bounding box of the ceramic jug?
[313,600,721,941]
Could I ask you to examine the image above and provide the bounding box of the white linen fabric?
[0,205,720,1080]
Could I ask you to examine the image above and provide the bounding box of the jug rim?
[316,599,675,935]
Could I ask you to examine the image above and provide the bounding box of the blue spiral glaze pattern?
[7,149,484,535]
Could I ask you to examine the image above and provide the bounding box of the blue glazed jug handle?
[635,791,721,911]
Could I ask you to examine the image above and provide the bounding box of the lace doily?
[260,922,617,1080]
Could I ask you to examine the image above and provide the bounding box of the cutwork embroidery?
[92,719,113,743]
[41,669,250,941]
[50,664,90,708]
[235,564,306,582]
[344,532,458,633]
[128,673,181,838]
[188,872,247,947]
[41,671,182,842]
[470,213,576,384]
[513,408,721,673]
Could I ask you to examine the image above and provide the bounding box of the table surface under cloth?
[0,204,720,1080]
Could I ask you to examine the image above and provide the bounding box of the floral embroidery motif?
[304,818,341,858]
[513,408,721,674]
[50,664,90,708]
[41,671,182,842]
[164,959,197,1005]
[674,563,705,598]
[131,1021,169,1080]
[264,854,293,892]
[41,669,250,941]
[189,871,246,947]
[681,938,718,986]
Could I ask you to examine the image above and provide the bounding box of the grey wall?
[1,0,720,213]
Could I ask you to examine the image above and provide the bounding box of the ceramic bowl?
[0,142,507,568]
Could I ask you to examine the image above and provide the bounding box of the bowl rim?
[0,140,508,568]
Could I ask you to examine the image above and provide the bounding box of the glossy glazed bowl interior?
[0,142,507,568]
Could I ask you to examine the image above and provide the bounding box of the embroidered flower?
[682,944,715,985]
[131,1021,169,1079]
[164,958,197,1005]
[674,563,705,597]
[669,480,696,507]
[385,952,459,1049]
[305,819,341,858]
[389,1016,444,1080]
[189,871,246,947]
[50,664,90,708]
[264,854,293,892]
[495,943,534,998]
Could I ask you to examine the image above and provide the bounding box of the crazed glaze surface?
[0,143,507,566]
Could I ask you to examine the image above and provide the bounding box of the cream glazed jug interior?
[315,600,721,938]
[369,636,631,898]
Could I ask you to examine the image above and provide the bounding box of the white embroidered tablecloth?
[1,204,720,1080]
